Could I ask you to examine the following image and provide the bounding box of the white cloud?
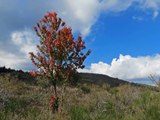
[52,0,160,36]
[0,29,37,70]
[53,0,135,36]
[11,29,37,58]
[0,51,27,69]
[53,0,101,36]
[141,0,160,18]
[132,16,144,21]
[101,0,133,12]
[153,11,159,18]
[79,54,160,80]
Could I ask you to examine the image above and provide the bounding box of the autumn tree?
[29,12,91,112]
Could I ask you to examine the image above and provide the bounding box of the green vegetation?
[0,72,160,120]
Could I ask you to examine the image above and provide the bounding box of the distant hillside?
[0,67,24,73]
[78,73,129,87]
[0,67,130,87]
[0,67,35,84]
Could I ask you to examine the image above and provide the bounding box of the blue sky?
[0,0,160,83]
[85,8,160,64]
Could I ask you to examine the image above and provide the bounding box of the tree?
[29,12,91,112]
[149,74,160,88]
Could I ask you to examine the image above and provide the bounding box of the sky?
[0,0,160,84]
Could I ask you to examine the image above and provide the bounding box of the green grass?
[70,106,91,120]
[0,72,160,120]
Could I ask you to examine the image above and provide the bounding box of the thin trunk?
[53,80,57,97]
[49,79,59,113]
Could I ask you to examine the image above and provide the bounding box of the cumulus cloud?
[79,54,160,80]
[52,0,160,36]
[11,29,37,58]
[141,0,160,18]
[101,0,134,12]
[0,51,28,70]
[53,0,101,36]
[53,0,135,36]
[0,29,37,70]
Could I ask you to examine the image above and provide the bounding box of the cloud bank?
[79,54,160,80]
[0,29,37,70]
[0,51,27,69]
[11,29,37,58]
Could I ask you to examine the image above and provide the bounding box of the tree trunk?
[49,79,59,113]
[53,79,57,97]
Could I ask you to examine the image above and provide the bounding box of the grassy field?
[0,71,160,120]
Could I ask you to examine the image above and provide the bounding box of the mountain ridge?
[0,66,134,87]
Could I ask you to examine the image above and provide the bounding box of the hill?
[0,67,160,120]
[0,66,24,73]
[0,67,130,87]
[79,73,128,86]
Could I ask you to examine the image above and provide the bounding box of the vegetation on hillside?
[0,69,160,120]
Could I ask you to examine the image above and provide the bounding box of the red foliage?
[29,12,91,112]
[29,70,37,76]
[29,11,91,81]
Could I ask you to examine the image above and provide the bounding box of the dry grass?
[0,72,160,120]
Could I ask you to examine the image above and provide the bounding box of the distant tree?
[29,12,91,112]
[149,74,160,88]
